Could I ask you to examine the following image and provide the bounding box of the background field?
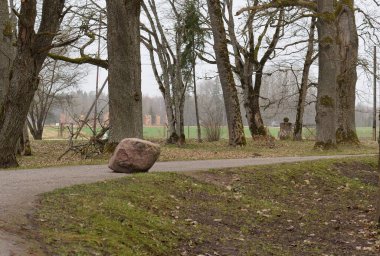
[42,125,375,141]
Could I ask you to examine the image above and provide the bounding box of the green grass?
[42,126,375,140]
[34,157,380,255]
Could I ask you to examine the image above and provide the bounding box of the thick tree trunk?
[0,0,12,105]
[294,18,316,141]
[242,74,267,137]
[251,71,267,136]
[175,96,186,146]
[165,96,178,143]
[162,73,178,143]
[30,127,43,140]
[173,82,186,145]
[336,2,359,144]
[106,0,143,144]
[174,28,186,146]
[207,0,246,146]
[0,0,65,168]
[17,123,32,156]
[27,113,44,140]
[314,0,338,149]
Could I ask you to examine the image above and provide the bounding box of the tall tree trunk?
[241,74,267,137]
[314,0,339,149]
[250,70,267,136]
[164,68,178,143]
[173,80,186,145]
[0,0,12,105]
[174,25,186,145]
[29,125,43,140]
[207,0,246,146]
[336,1,359,144]
[165,95,178,143]
[294,17,317,141]
[106,0,143,145]
[193,60,202,142]
[241,76,257,137]
[1,0,32,155]
[376,115,380,224]
[176,94,186,145]
[17,123,32,156]
[0,0,65,168]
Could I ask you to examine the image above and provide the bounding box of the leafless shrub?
[202,109,222,142]
[199,79,224,142]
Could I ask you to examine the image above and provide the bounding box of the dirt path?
[0,155,373,255]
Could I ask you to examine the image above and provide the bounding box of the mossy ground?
[33,157,380,255]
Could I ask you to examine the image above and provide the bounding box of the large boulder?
[109,138,160,173]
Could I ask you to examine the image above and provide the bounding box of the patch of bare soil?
[180,162,380,255]
[334,161,379,185]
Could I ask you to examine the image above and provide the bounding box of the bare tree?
[27,57,84,140]
[0,0,66,168]
[294,17,317,141]
[225,0,284,138]
[207,0,246,146]
[141,0,189,144]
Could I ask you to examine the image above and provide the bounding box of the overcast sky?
[79,0,379,106]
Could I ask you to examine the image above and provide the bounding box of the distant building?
[155,115,161,126]
[144,115,152,126]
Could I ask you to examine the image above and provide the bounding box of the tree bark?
[174,28,186,145]
[314,0,338,149]
[106,0,143,144]
[207,0,246,146]
[0,0,65,168]
[0,0,12,105]
[17,123,32,156]
[377,114,380,224]
[250,69,267,136]
[294,17,317,141]
[193,60,202,142]
[336,1,359,144]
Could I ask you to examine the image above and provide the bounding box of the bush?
[202,117,222,142]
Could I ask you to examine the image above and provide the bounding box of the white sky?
[79,0,380,106]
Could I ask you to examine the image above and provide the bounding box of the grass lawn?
[14,139,379,169]
[42,126,375,140]
[33,157,380,255]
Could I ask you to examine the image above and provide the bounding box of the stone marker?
[109,138,161,173]
[279,118,293,140]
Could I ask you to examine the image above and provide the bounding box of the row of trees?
[0,0,379,223]
[0,0,379,163]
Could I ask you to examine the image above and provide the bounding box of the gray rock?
[109,138,160,173]
[279,122,293,140]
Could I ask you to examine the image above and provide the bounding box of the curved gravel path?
[0,154,373,255]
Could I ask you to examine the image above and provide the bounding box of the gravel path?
[0,154,372,255]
